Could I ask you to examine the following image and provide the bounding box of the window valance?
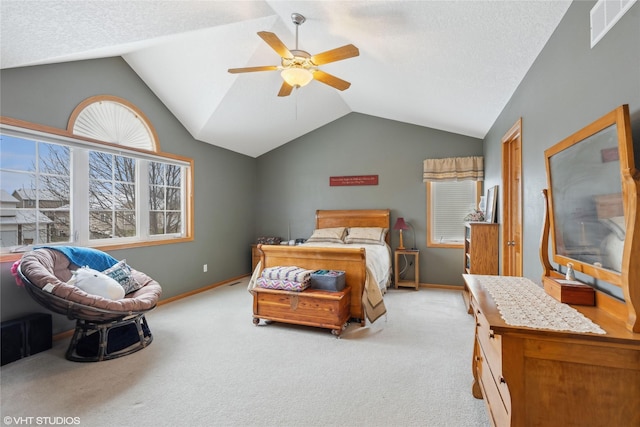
[423,156,484,182]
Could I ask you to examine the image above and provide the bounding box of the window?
[1,98,193,260]
[149,161,183,236]
[426,181,481,248]
[0,137,71,249]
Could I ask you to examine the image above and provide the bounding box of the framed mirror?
[544,105,634,286]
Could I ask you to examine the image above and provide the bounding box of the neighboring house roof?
[0,210,54,225]
[12,188,63,202]
[0,189,19,203]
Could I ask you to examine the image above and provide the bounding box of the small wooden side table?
[394,249,420,290]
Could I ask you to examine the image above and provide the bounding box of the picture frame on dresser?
[484,185,497,223]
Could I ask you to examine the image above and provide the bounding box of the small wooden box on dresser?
[464,222,499,274]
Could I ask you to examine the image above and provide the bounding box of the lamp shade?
[281,67,313,87]
[394,217,409,230]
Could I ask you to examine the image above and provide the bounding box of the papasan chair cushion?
[18,247,162,362]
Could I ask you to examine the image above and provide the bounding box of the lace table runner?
[474,275,606,334]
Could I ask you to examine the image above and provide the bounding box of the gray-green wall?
[2,0,638,333]
[0,57,257,333]
[483,0,640,281]
[255,112,483,286]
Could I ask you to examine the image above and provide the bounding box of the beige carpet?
[1,278,489,427]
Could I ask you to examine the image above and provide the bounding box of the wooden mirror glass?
[546,107,631,282]
[543,104,640,332]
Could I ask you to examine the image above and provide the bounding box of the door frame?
[501,118,523,276]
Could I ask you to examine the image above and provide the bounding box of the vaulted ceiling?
[1,1,572,157]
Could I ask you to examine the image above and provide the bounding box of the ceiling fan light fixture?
[281,67,313,88]
[229,12,358,96]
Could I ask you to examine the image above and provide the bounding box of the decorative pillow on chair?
[306,227,347,244]
[102,260,142,295]
[345,227,388,245]
[68,267,125,300]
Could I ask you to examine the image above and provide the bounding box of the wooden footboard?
[257,244,367,323]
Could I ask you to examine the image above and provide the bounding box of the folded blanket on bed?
[38,246,119,271]
[362,267,386,323]
[261,266,315,283]
[248,261,262,292]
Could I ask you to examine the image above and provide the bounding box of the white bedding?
[601,232,624,272]
[300,241,392,293]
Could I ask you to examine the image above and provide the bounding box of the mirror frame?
[544,105,634,286]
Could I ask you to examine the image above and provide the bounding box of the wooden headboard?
[594,193,623,219]
[257,208,391,323]
[315,209,391,245]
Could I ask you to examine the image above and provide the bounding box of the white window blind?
[430,181,478,244]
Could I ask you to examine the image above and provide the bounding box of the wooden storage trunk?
[252,286,351,336]
[543,276,595,306]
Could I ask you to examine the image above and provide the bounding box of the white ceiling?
[1,1,572,158]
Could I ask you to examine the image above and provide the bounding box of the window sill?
[427,241,463,249]
[0,235,193,263]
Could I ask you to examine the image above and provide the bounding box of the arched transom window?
[68,95,159,152]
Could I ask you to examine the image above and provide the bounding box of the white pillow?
[345,227,388,245]
[306,227,347,244]
[68,267,125,300]
[600,216,625,240]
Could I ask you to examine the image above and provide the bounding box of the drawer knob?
[489,332,495,339]
[499,376,506,384]
[476,322,481,327]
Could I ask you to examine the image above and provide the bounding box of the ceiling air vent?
[591,0,637,48]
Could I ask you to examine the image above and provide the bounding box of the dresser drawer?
[471,298,502,367]
[478,343,510,427]
[472,296,511,415]
[474,303,502,371]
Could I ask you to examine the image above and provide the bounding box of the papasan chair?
[16,247,162,362]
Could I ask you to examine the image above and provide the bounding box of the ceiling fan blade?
[277,81,294,97]
[310,44,359,65]
[312,70,351,91]
[258,31,293,59]
[228,65,279,74]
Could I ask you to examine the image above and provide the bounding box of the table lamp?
[394,217,409,250]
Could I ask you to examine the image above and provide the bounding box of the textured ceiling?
[1,1,572,157]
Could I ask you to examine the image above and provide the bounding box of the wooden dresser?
[464,274,640,427]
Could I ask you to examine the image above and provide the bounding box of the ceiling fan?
[228,13,359,97]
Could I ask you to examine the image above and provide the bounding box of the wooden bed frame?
[256,209,391,324]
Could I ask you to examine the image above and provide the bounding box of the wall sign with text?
[330,175,379,186]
